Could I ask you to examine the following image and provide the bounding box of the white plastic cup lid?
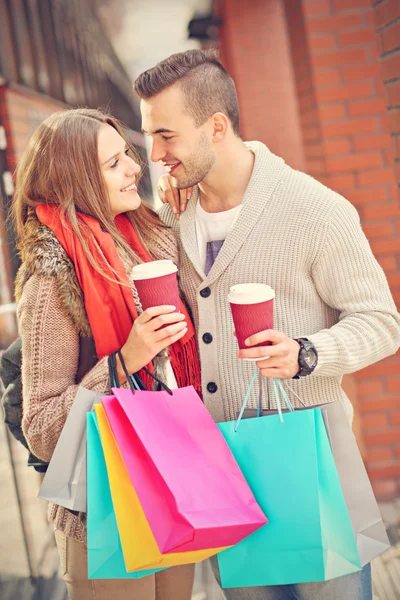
[228,283,275,305]
[131,259,178,281]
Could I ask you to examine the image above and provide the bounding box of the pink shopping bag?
[102,386,267,554]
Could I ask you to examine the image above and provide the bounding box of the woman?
[13,108,201,599]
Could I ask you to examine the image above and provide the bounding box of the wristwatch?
[293,337,318,379]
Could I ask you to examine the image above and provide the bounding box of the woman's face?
[98,123,141,216]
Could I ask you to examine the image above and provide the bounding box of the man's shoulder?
[279,163,358,220]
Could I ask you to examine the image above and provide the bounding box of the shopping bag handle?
[108,351,140,393]
[110,349,173,396]
[235,369,294,431]
[141,365,173,395]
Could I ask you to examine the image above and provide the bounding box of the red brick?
[387,376,400,393]
[380,52,400,82]
[303,126,320,142]
[307,159,325,174]
[338,28,377,47]
[393,135,400,156]
[370,42,380,63]
[319,103,346,121]
[299,94,317,112]
[392,290,400,308]
[381,112,391,131]
[387,81,400,107]
[322,117,377,138]
[395,161,400,183]
[396,446,400,459]
[388,272,400,287]
[388,108,400,132]
[365,428,400,446]
[358,356,400,378]
[311,48,367,69]
[333,0,370,10]
[371,478,397,499]
[388,108,400,133]
[307,142,322,158]
[348,97,387,117]
[391,412,400,425]
[382,21,400,54]
[354,133,391,152]
[307,13,363,33]
[363,413,388,430]
[342,63,382,82]
[323,138,351,155]
[313,69,342,86]
[309,33,337,50]
[370,237,400,255]
[347,187,388,206]
[363,221,393,239]
[358,379,384,396]
[358,167,396,187]
[303,0,332,16]
[384,147,395,164]
[305,141,324,158]
[360,396,400,413]
[377,255,397,272]
[317,81,374,103]
[378,36,388,61]
[368,464,400,480]
[367,447,393,462]
[327,152,383,172]
[327,173,356,190]
[373,0,400,29]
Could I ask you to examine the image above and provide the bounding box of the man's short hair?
[134,49,240,136]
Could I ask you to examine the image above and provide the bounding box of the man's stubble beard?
[174,132,216,190]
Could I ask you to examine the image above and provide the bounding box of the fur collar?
[15,209,91,337]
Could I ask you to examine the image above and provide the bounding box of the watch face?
[304,349,317,367]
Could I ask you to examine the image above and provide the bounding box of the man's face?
[141,85,216,189]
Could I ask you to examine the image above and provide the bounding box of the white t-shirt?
[195,201,242,275]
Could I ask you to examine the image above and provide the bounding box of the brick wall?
[218,0,306,171]
[373,0,400,193]
[0,85,64,348]
[0,86,17,348]
[4,87,64,168]
[289,0,400,501]
[218,0,400,499]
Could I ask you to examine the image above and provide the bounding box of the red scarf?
[36,205,201,393]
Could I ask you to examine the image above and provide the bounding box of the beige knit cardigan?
[160,141,400,423]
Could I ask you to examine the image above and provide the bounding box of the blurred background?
[0,0,399,598]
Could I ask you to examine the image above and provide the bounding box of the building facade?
[0,2,145,598]
[212,0,400,501]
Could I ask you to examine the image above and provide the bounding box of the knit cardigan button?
[202,333,213,344]
[207,382,218,394]
[200,287,211,298]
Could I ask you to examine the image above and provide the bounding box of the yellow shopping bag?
[95,404,229,571]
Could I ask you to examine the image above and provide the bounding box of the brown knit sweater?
[17,213,178,543]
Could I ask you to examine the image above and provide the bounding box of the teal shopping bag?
[87,410,163,579]
[217,377,362,588]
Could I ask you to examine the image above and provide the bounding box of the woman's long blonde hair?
[12,107,166,279]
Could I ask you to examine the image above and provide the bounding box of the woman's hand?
[158,173,192,220]
[117,305,187,381]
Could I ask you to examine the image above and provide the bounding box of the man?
[134,49,400,600]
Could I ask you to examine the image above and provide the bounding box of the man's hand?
[158,174,193,220]
[237,330,301,379]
